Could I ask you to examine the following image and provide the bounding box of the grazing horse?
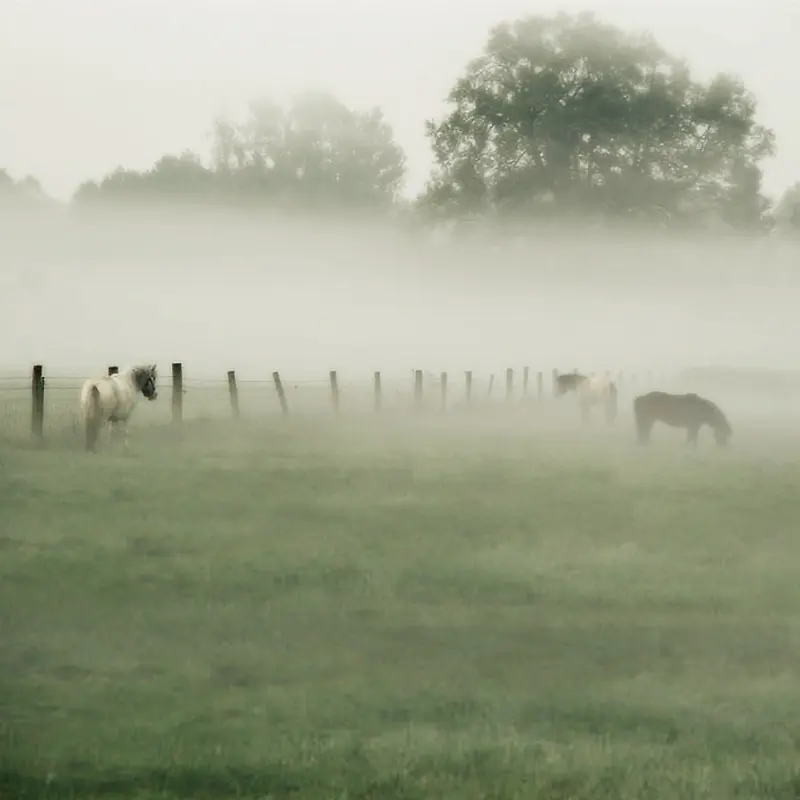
[633,391,732,447]
[555,371,617,425]
[80,364,158,452]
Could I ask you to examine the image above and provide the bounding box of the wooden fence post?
[273,371,288,415]
[414,370,423,410]
[505,368,514,401]
[465,370,472,405]
[523,366,529,399]
[171,363,183,425]
[108,366,118,376]
[537,371,544,401]
[373,371,382,412]
[440,371,448,411]
[227,370,240,419]
[329,370,340,413]
[31,364,44,442]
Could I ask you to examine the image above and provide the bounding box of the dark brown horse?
[633,391,732,447]
[554,372,588,396]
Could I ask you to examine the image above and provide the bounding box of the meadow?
[2,398,800,799]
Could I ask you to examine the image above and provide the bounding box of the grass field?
[3,406,800,799]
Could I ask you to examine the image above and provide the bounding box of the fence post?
[465,370,472,405]
[414,370,423,410]
[537,371,544,401]
[171,363,183,425]
[108,365,118,376]
[227,370,240,420]
[552,368,559,397]
[523,366,529,399]
[329,370,340,413]
[487,374,495,398]
[440,371,448,411]
[505,368,514,401]
[373,371,382,412]
[273,371,288,415]
[31,364,44,442]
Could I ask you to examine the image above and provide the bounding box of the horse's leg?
[110,420,125,450]
[636,416,651,445]
[121,421,130,455]
[686,427,699,447]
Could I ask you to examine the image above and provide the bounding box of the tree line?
[5,12,800,235]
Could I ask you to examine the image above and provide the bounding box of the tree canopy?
[771,183,800,235]
[72,152,215,207]
[5,12,796,237]
[421,12,775,230]
[73,91,406,214]
[0,169,56,210]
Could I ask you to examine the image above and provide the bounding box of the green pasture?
[2,410,800,799]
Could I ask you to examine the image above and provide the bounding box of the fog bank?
[2,209,799,382]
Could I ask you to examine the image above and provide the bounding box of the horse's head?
[710,404,732,447]
[713,416,732,447]
[133,364,158,401]
[555,372,587,396]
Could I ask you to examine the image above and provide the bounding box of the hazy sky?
[1,0,797,201]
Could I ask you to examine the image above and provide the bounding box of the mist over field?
[3,207,800,384]
[6,3,800,798]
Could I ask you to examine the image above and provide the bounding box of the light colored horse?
[555,371,617,425]
[80,364,158,452]
[576,374,618,425]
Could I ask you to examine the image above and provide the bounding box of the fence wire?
[0,367,675,442]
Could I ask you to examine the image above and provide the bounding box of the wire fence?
[0,364,682,444]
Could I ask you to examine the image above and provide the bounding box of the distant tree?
[0,168,60,218]
[74,92,406,214]
[0,168,15,193]
[210,91,407,210]
[420,12,775,230]
[770,182,800,235]
[73,151,215,207]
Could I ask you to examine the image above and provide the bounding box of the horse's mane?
[127,364,157,391]
[695,395,731,432]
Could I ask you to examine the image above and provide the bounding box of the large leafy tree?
[210,91,406,210]
[421,12,775,229]
[73,91,406,213]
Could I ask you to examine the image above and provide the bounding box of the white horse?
[576,374,618,426]
[80,364,158,452]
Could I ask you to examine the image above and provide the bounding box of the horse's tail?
[84,384,103,452]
